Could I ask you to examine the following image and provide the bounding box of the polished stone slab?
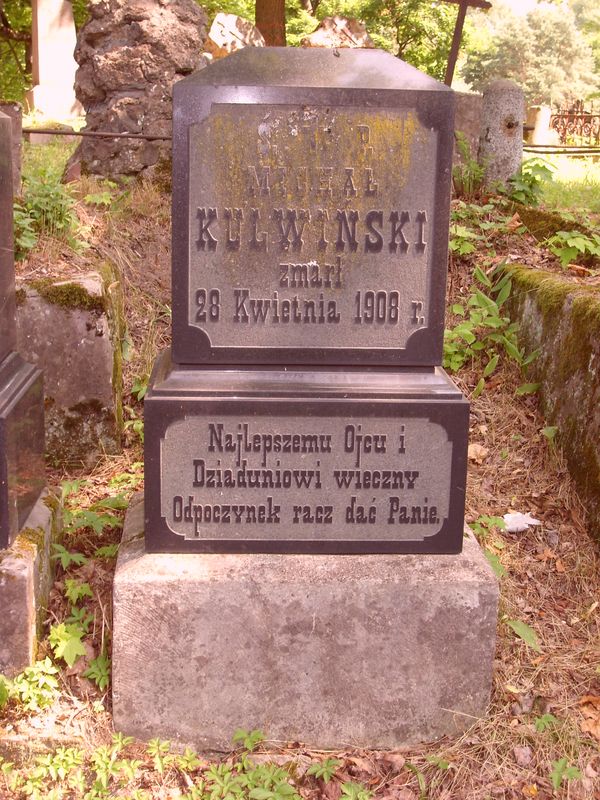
[144,353,468,554]
[171,48,454,367]
[0,353,45,549]
[0,113,17,363]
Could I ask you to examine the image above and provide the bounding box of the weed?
[13,201,38,259]
[444,265,536,394]
[48,622,87,667]
[503,616,542,653]
[452,131,485,201]
[545,229,600,267]
[8,658,59,711]
[550,758,581,789]
[64,578,93,605]
[503,157,554,206]
[535,713,560,732]
[51,543,88,570]
[83,652,111,692]
[340,782,373,800]
[306,758,341,782]
[232,728,266,751]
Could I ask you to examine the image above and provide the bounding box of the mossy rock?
[29,278,106,314]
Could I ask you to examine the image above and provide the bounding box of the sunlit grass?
[536,155,600,217]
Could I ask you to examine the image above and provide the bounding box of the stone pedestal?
[113,494,499,749]
[0,493,58,676]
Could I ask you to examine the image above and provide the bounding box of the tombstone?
[0,113,53,677]
[478,79,524,188]
[113,49,498,748]
[28,0,82,120]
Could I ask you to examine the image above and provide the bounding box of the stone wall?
[73,0,208,177]
[505,265,600,543]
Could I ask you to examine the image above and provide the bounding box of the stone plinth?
[16,273,121,468]
[113,495,499,749]
[0,493,58,676]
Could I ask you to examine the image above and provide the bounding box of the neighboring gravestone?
[0,113,45,549]
[0,113,55,678]
[478,79,524,188]
[28,0,82,120]
[114,49,498,747]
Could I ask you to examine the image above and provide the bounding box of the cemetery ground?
[1,142,599,800]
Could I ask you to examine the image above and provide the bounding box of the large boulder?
[73,0,209,178]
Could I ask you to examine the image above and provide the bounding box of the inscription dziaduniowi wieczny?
[144,48,468,554]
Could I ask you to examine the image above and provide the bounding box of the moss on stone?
[30,278,106,314]
[15,287,26,307]
[513,203,598,243]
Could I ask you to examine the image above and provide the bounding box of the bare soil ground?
[3,181,600,799]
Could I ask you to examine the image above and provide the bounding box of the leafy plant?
[51,543,88,570]
[545,229,600,267]
[19,165,77,240]
[232,728,266,751]
[444,265,536,395]
[535,712,559,732]
[306,758,341,782]
[48,622,87,667]
[340,782,373,800]
[9,658,59,711]
[452,131,485,200]
[13,202,38,259]
[503,158,554,206]
[550,758,581,790]
[83,652,111,692]
[64,578,93,605]
[147,738,174,775]
[449,223,483,255]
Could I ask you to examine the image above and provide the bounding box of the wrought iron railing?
[550,100,600,146]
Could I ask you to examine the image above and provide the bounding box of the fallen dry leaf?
[380,753,406,772]
[579,695,600,742]
[468,443,489,464]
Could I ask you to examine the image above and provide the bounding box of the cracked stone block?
[16,272,121,469]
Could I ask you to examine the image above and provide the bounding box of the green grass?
[22,138,78,184]
[536,155,600,217]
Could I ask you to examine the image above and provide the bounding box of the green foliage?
[306,758,341,782]
[13,202,38,260]
[131,375,149,401]
[83,652,111,692]
[471,516,507,578]
[9,658,59,711]
[64,578,93,605]
[550,758,582,790]
[0,675,10,709]
[444,265,534,391]
[504,618,542,653]
[546,229,600,268]
[452,132,485,201]
[60,479,124,534]
[19,166,77,238]
[48,622,87,668]
[535,712,560,732]
[232,728,266,751]
[449,223,483,255]
[0,0,31,101]
[51,543,88,570]
[503,158,554,207]
[462,4,598,105]
[542,425,558,443]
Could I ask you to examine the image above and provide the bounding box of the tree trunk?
[255,0,286,46]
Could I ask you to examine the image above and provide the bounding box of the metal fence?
[550,100,600,146]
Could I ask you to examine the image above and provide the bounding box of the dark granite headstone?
[145,48,468,555]
[145,355,468,554]
[0,113,45,550]
[172,48,454,367]
[0,113,17,363]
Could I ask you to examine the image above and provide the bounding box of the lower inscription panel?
[144,356,469,554]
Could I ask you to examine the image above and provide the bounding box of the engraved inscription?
[187,105,439,350]
[160,415,453,541]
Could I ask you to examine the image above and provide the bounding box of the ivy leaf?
[48,623,87,667]
[505,618,542,653]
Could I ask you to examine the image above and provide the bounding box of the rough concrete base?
[0,493,59,676]
[113,494,499,750]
